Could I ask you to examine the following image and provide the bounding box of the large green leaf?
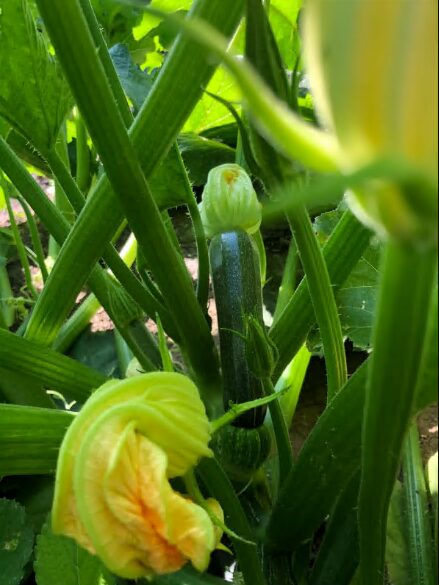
[0,0,72,153]
[110,43,156,111]
[34,521,115,585]
[0,499,34,585]
[269,0,302,69]
[309,207,381,351]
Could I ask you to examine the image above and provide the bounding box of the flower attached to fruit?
[199,164,262,238]
[303,0,438,243]
[52,373,222,580]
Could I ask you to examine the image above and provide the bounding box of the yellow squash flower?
[303,0,438,242]
[52,372,221,580]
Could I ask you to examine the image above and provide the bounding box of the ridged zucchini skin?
[210,230,266,428]
[211,425,271,483]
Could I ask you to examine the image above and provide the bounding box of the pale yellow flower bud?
[199,164,262,238]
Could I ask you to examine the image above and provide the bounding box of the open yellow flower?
[303,0,438,242]
[52,373,221,580]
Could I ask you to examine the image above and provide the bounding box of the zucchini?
[210,230,266,428]
[211,424,271,483]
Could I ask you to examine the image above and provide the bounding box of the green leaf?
[0,0,72,152]
[0,498,34,585]
[68,329,121,379]
[269,0,302,69]
[34,520,115,585]
[110,43,155,111]
[386,482,412,585]
[91,0,143,46]
[184,66,242,133]
[309,207,381,351]
[178,132,235,186]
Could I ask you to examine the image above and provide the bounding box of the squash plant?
[0,1,437,585]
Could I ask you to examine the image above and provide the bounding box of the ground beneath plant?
[2,194,437,463]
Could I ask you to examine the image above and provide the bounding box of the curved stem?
[4,188,37,300]
[174,144,210,310]
[288,203,347,400]
[75,113,91,193]
[17,195,48,283]
[263,377,294,492]
[358,240,437,585]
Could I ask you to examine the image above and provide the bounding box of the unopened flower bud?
[199,164,262,238]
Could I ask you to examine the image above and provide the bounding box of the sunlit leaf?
[0,0,72,153]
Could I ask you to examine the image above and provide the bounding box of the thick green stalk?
[358,241,437,585]
[78,0,133,127]
[271,210,371,381]
[8,0,244,360]
[402,424,437,585]
[198,457,267,585]
[30,0,242,393]
[0,136,173,352]
[0,404,74,476]
[289,204,347,399]
[0,328,106,402]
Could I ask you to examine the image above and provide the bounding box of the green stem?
[53,293,100,353]
[48,128,75,258]
[42,147,175,335]
[114,330,133,377]
[75,113,91,193]
[33,0,221,396]
[402,424,437,585]
[358,240,437,585]
[4,188,38,300]
[0,327,106,402]
[276,344,311,429]
[174,144,210,310]
[0,136,163,368]
[16,195,48,283]
[78,0,133,126]
[271,210,371,381]
[252,230,267,285]
[272,237,297,325]
[198,457,267,585]
[288,204,347,400]
[263,377,294,490]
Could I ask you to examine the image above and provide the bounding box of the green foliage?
[309,206,381,351]
[0,0,72,152]
[0,499,34,585]
[34,520,115,585]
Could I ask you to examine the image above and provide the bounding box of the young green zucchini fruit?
[210,230,267,428]
[52,372,221,580]
[211,424,272,483]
